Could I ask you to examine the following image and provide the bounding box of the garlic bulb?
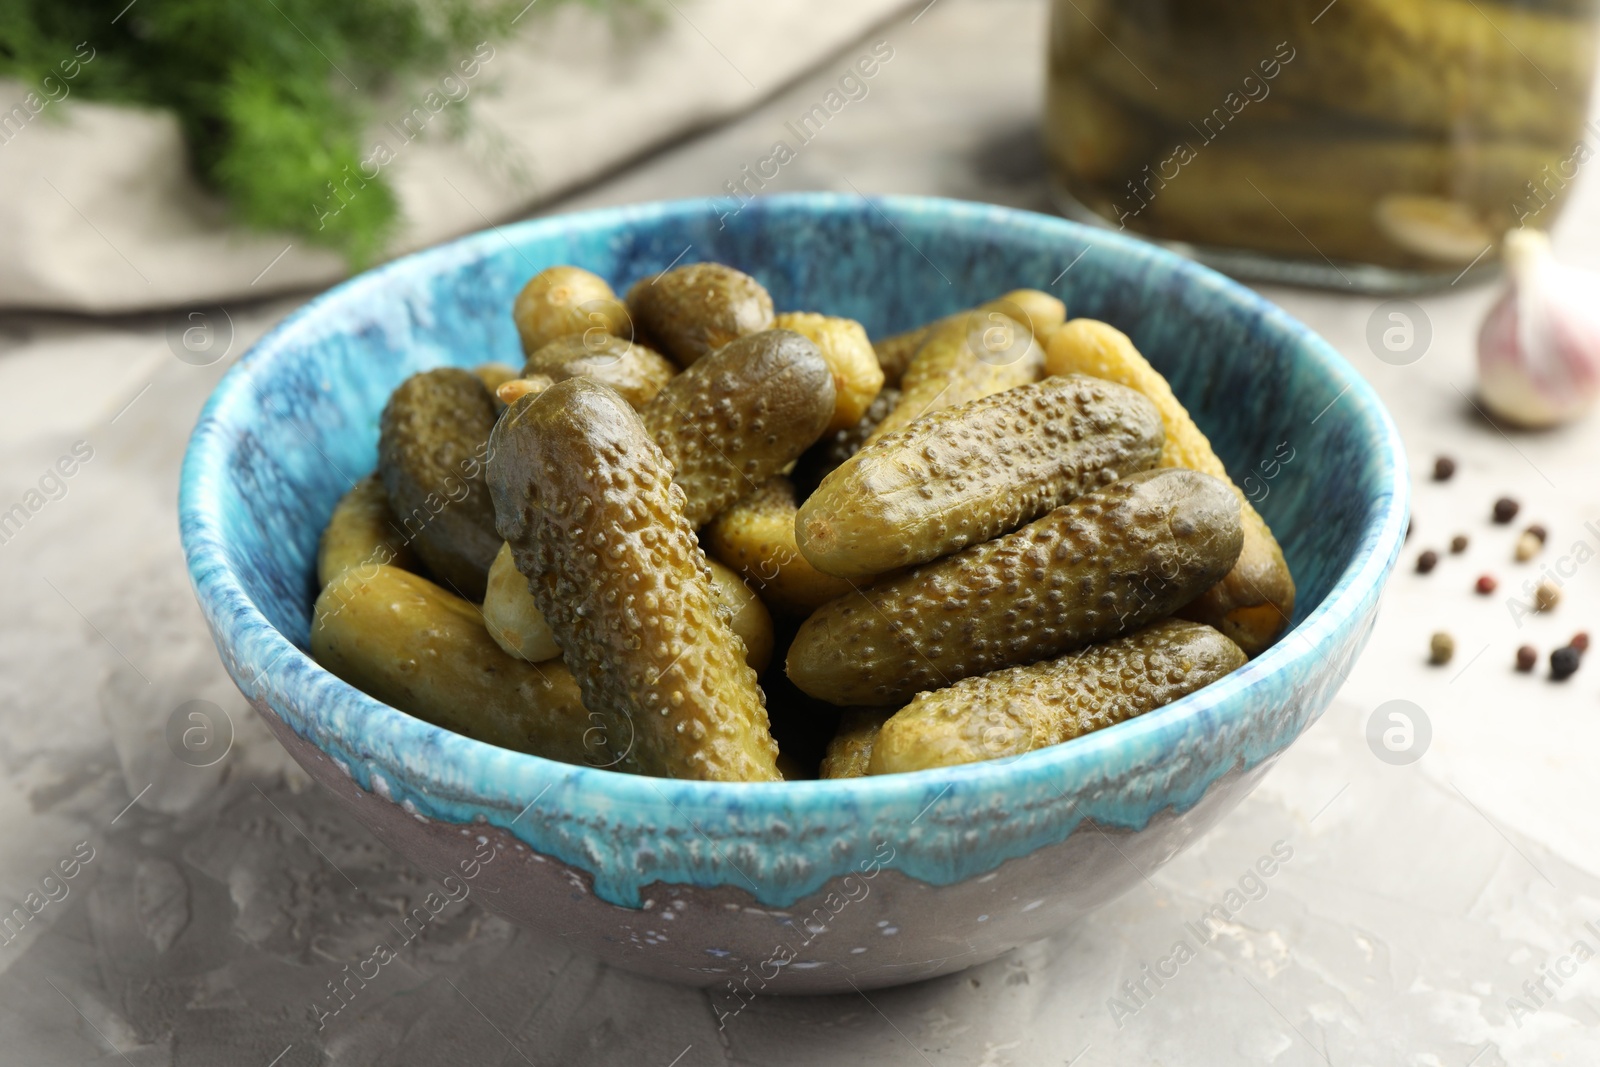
[1477,228,1600,428]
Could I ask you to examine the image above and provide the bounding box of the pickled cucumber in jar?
[1045,0,1600,280]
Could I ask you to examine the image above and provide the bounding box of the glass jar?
[1044,0,1600,290]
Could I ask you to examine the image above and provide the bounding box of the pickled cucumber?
[522,333,676,409]
[513,265,631,356]
[990,289,1067,341]
[486,378,781,781]
[819,709,891,779]
[1045,319,1295,655]
[627,262,774,367]
[704,476,855,616]
[377,367,501,601]
[772,311,885,432]
[484,540,773,672]
[866,309,1045,444]
[867,619,1246,774]
[483,542,560,662]
[317,473,417,587]
[789,467,1241,707]
[311,565,606,766]
[640,329,835,527]
[798,375,1164,579]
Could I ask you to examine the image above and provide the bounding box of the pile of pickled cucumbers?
[310,262,1295,782]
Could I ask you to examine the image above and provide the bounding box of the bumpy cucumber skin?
[1045,318,1295,655]
[627,263,774,367]
[377,368,501,601]
[640,329,835,527]
[792,386,901,498]
[311,565,602,766]
[487,378,781,782]
[866,311,1043,443]
[521,333,677,410]
[867,619,1246,774]
[317,473,417,587]
[798,375,1165,580]
[704,476,855,616]
[788,467,1243,707]
[819,709,891,779]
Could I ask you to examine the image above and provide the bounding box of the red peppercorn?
[1475,574,1498,594]
[1516,645,1537,672]
[1572,632,1590,653]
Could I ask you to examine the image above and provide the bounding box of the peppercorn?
[1550,646,1581,680]
[1516,645,1537,672]
[1514,532,1542,562]
[1475,574,1498,595]
[1571,632,1589,653]
[1433,456,1457,481]
[1535,580,1560,611]
[1526,524,1548,543]
[1429,631,1455,665]
[1450,535,1469,554]
[1416,550,1439,574]
[1492,497,1520,524]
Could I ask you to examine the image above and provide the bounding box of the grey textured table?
[4,1,1600,1063]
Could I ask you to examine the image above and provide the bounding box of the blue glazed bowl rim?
[180,192,1407,825]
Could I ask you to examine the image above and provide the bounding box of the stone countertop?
[3,1,1599,1064]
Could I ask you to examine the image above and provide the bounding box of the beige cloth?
[0,0,909,314]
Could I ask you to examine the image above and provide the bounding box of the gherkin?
[703,476,854,617]
[316,473,416,588]
[868,619,1246,774]
[377,367,501,601]
[487,377,781,782]
[521,333,676,410]
[639,328,835,527]
[788,468,1243,707]
[798,375,1165,579]
[864,308,1043,444]
[626,262,774,367]
[311,565,601,767]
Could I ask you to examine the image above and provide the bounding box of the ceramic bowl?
[180,194,1406,996]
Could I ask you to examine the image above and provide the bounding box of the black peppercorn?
[1550,646,1581,681]
[1493,497,1520,524]
[1416,550,1439,574]
[1433,456,1457,481]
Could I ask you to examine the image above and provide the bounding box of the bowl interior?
[181,194,1405,905]
[215,198,1372,648]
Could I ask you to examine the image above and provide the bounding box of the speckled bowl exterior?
[180,194,1407,995]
